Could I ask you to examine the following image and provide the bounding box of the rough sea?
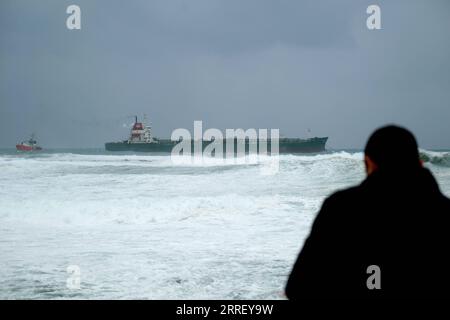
[1,149,450,299]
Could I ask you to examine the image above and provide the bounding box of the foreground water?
[1,149,449,299]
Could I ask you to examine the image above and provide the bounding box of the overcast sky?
[1,0,449,148]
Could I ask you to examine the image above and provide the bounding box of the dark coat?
[285,167,450,299]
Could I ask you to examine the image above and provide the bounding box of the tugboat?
[16,134,42,152]
[105,115,328,154]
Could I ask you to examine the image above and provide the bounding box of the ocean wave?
[0,150,366,227]
[420,150,450,167]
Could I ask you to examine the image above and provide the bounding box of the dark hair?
[364,125,420,169]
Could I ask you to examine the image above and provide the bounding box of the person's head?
[364,125,422,175]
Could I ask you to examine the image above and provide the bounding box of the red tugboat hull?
[16,144,42,151]
[16,144,33,151]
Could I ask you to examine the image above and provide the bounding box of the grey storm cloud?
[1,0,449,148]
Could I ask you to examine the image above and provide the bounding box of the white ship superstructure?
[129,115,155,144]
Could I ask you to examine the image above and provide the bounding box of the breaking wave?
[420,150,450,167]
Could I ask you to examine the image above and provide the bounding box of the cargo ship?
[16,134,42,151]
[105,116,328,154]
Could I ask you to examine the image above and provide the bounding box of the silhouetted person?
[286,125,450,299]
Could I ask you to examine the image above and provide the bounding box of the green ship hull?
[105,137,328,154]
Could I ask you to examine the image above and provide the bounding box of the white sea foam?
[0,150,449,299]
